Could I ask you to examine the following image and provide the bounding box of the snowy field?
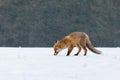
[0,47,120,80]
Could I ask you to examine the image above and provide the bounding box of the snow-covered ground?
[0,47,120,80]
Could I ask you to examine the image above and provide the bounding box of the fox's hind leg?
[82,46,87,56]
[80,39,87,56]
[74,44,81,56]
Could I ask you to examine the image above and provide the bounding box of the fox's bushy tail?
[86,38,102,54]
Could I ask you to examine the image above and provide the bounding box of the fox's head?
[53,40,62,56]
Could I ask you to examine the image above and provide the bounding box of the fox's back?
[61,32,88,46]
[68,32,87,39]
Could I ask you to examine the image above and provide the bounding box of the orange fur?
[54,32,102,56]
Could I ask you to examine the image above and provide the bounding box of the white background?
[0,47,120,80]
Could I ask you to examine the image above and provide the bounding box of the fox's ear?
[55,40,59,43]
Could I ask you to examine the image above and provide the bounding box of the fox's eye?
[55,40,57,43]
[56,47,59,49]
[59,45,62,48]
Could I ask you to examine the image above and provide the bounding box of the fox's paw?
[66,54,70,56]
[84,54,87,56]
[74,54,78,56]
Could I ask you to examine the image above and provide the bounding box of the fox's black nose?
[54,52,56,56]
[54,52,58,56]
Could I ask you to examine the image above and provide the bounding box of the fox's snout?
[54,51,58,56]
[54,53,57,56]
[54,48,61,56]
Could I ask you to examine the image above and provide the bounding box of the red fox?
[53,32,102,56]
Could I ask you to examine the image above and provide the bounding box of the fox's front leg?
[66,45,73,56]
